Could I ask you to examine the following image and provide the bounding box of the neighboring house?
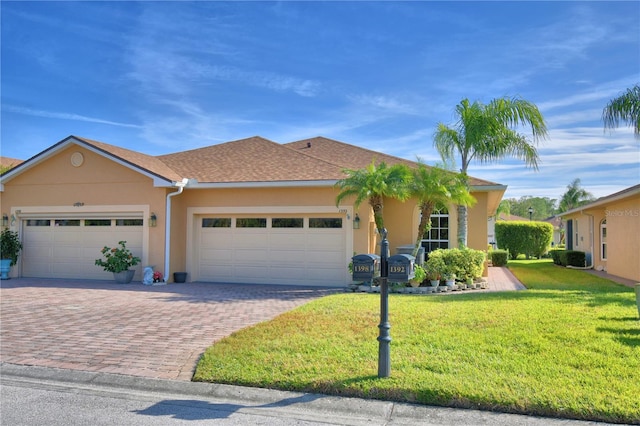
[0,156,24,170]
[487,213,528,249]
[0,135,506,285]
[560,184,640,282]
[543,215,564,247]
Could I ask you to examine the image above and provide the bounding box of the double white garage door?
[22,218,143,280]
[195,214,348,286]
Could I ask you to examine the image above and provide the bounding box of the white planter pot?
[113,270,135,284]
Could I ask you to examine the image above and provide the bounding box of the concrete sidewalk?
[0,363,614,426]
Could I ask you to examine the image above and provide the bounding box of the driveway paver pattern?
[1,279,338,380]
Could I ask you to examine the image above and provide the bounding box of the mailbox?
[352,254,381,281]
[387,254,415,283]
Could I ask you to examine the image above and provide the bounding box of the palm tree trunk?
[457,204,467,247]
[413,204,434,257]
[369,196,385,233]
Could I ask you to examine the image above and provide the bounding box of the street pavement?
[1,363,616,425]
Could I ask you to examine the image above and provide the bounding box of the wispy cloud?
[347,94,419,115]
[2,105,142,129]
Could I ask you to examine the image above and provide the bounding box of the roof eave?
[559,184,640,217]
[187,180,338,189]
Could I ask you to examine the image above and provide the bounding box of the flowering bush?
[94,240,141,273]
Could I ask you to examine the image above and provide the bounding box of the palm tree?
[558,178,594,212]
[335,161,412,233]
[434,97,548,246]
[408,161,476,257]
[602,84,640,138]
[496,200,511,220]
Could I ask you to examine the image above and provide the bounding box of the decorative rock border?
[345,278,489,295]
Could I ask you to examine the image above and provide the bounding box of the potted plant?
[94,240,141,284]
[0,229,22,280]
[425,256,445,286]
[409,264,427,287]
[442,269,456,287]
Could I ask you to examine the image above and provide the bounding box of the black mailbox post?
[352,254,381,282]
[387,254,415,283]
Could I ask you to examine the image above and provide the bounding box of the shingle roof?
[0,157,23,169]
[285,136,502,187]
[75,137,184,183]
[157,136,345,183]
[3,134,505,189]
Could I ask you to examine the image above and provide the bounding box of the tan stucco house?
[0,135,506,285]
[560,184,640,282]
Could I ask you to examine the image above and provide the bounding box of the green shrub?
[495,221,553,259]
[489,249,508,266]
[549,249,564,265]
[565,250,586,267]
[426,248,486,281]
[554,250,585,267]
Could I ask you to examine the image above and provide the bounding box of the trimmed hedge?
[549,249,586,267]
[564,250,586,267]
[495,221,554,259]
[489,249,508,267]
[549,249,564,265]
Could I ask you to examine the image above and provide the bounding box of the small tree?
[335,161,412,233]
[408,161,475,257]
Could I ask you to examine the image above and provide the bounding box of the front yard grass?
[193,260,640,424]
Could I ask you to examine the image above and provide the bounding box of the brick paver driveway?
[0,279,337,380]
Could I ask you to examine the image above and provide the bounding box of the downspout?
[567,211,594,270]
[164,178,190,281]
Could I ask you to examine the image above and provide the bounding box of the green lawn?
[193,260,640,424]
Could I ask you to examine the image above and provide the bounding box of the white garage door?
[22,218,143,280]
[197,215,347,286]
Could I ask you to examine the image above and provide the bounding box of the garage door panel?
[268,267,306,282]
[23,230,53,244]
[233,233,267,248]
[308,267,344,282]
[268,250,306,262]
[200,265,233,280]
[201,248,232,261]
[236,265,269,279]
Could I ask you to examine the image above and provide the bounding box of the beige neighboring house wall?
[1,135,506,285]
[560,184,640,282]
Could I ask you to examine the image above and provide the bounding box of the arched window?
[421,207,449,254]
[600,219,607,261]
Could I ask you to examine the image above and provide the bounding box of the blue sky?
[2,1,638,201]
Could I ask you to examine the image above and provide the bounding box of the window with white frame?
[600,219,607,261]
[421,207,449,254]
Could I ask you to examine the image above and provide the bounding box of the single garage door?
[22,218,143,280]
[197,215,347,286]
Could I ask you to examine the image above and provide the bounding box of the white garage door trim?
[187,206,354,286]
[12,205,150,279]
